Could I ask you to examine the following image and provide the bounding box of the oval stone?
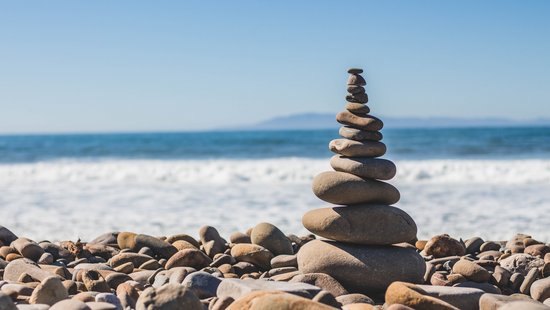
[336,111,383,131]
[347,85,365,94]
[345,102,370,114]
[339,127,382,142]
[297,240,425,293]
[312,171,400,205]
[302,205,417,245]
[250,223,293,256]
[347,74,366,86]
[329,139,386,157]
[346,93,369,104]
[330,155,396,180]
[347,68,363,74]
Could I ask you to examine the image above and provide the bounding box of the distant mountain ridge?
[237,113,550,130]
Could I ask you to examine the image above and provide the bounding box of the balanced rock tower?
[297,68,425,294]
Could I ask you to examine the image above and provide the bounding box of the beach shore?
[1,224,550,309]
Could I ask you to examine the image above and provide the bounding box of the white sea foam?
[0,158,549,241]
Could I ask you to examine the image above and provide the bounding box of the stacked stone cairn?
[297,68,426,294]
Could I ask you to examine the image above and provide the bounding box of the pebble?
[217,278,321,300]
[500,254,544,276]
[182,271,221,299]
[82,270,110,293]
[250,222,293,256]
[520,267,539,294]
[479,293,533,310]
[165,234,200,248]
[492,265,511,287]
[29,276,69,305]
[335,293,374,306]
[423,284,487,309]
[338,126,383,141]
[385,282,459,309]
[312,171,400,205]
[302,205,416,245]
[133,234,177,259]
[297,239,425,293]
[330,155,396,180]
[229,232,251,244]
[0,226,18,245]
[0,291,17,310]
[290,273,348,297]
[3,258,56,282]
[452,259,491,282]
[165,248,212,270]
[95,293,122,310]
[116,232,137,250]
[50,299,91,310]
[85,302,118,310]
[230,244,273,270]
[499,301,549,310]
[480,241,501,252]
[525,244,550,257]
[135,284,202,309]
[454,281,501,294]
[464,237,485,254]
[530,277,550,302]
[336,111,383,131]
[226,290,334,310]
[423,234,466,258]
[12,238,45,262]
[199,226,227,258]
[270,254,297,268]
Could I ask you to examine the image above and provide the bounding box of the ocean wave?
[0,158,549,185]
[1,157,549,241]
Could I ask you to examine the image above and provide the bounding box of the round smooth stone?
[250,223,293,256]
[336,111,383,131]
[345,103,370,114]
[330,155,396,180]
[347,74,366,86]
[329,139,386,157]
[312,171,400,205]
[302,205,417,245]
[339,126,382,141]
[347,85,365,94]
[297,240,425,293]
[346,93,369,104]
[347,68,363,74]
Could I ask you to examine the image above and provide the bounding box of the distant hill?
[234,113,550,130]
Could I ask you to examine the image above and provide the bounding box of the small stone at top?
[348,68,363,74]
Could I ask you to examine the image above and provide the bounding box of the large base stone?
[297,240,425,294]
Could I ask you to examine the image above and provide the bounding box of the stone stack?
[297,68,425,294]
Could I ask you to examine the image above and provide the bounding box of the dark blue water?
[0,127,549,163]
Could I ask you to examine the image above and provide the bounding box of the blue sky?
[1,1,549,133]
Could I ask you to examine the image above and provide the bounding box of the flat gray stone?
[416,285,485,309]
[182,271,222,299]
[216,278,321,300]
[3,258,59,282]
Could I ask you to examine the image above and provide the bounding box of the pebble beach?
[1,69,549,310]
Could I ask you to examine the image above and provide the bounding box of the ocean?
[1,127,549,242]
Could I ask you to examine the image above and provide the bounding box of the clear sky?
[1,1,549,133]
